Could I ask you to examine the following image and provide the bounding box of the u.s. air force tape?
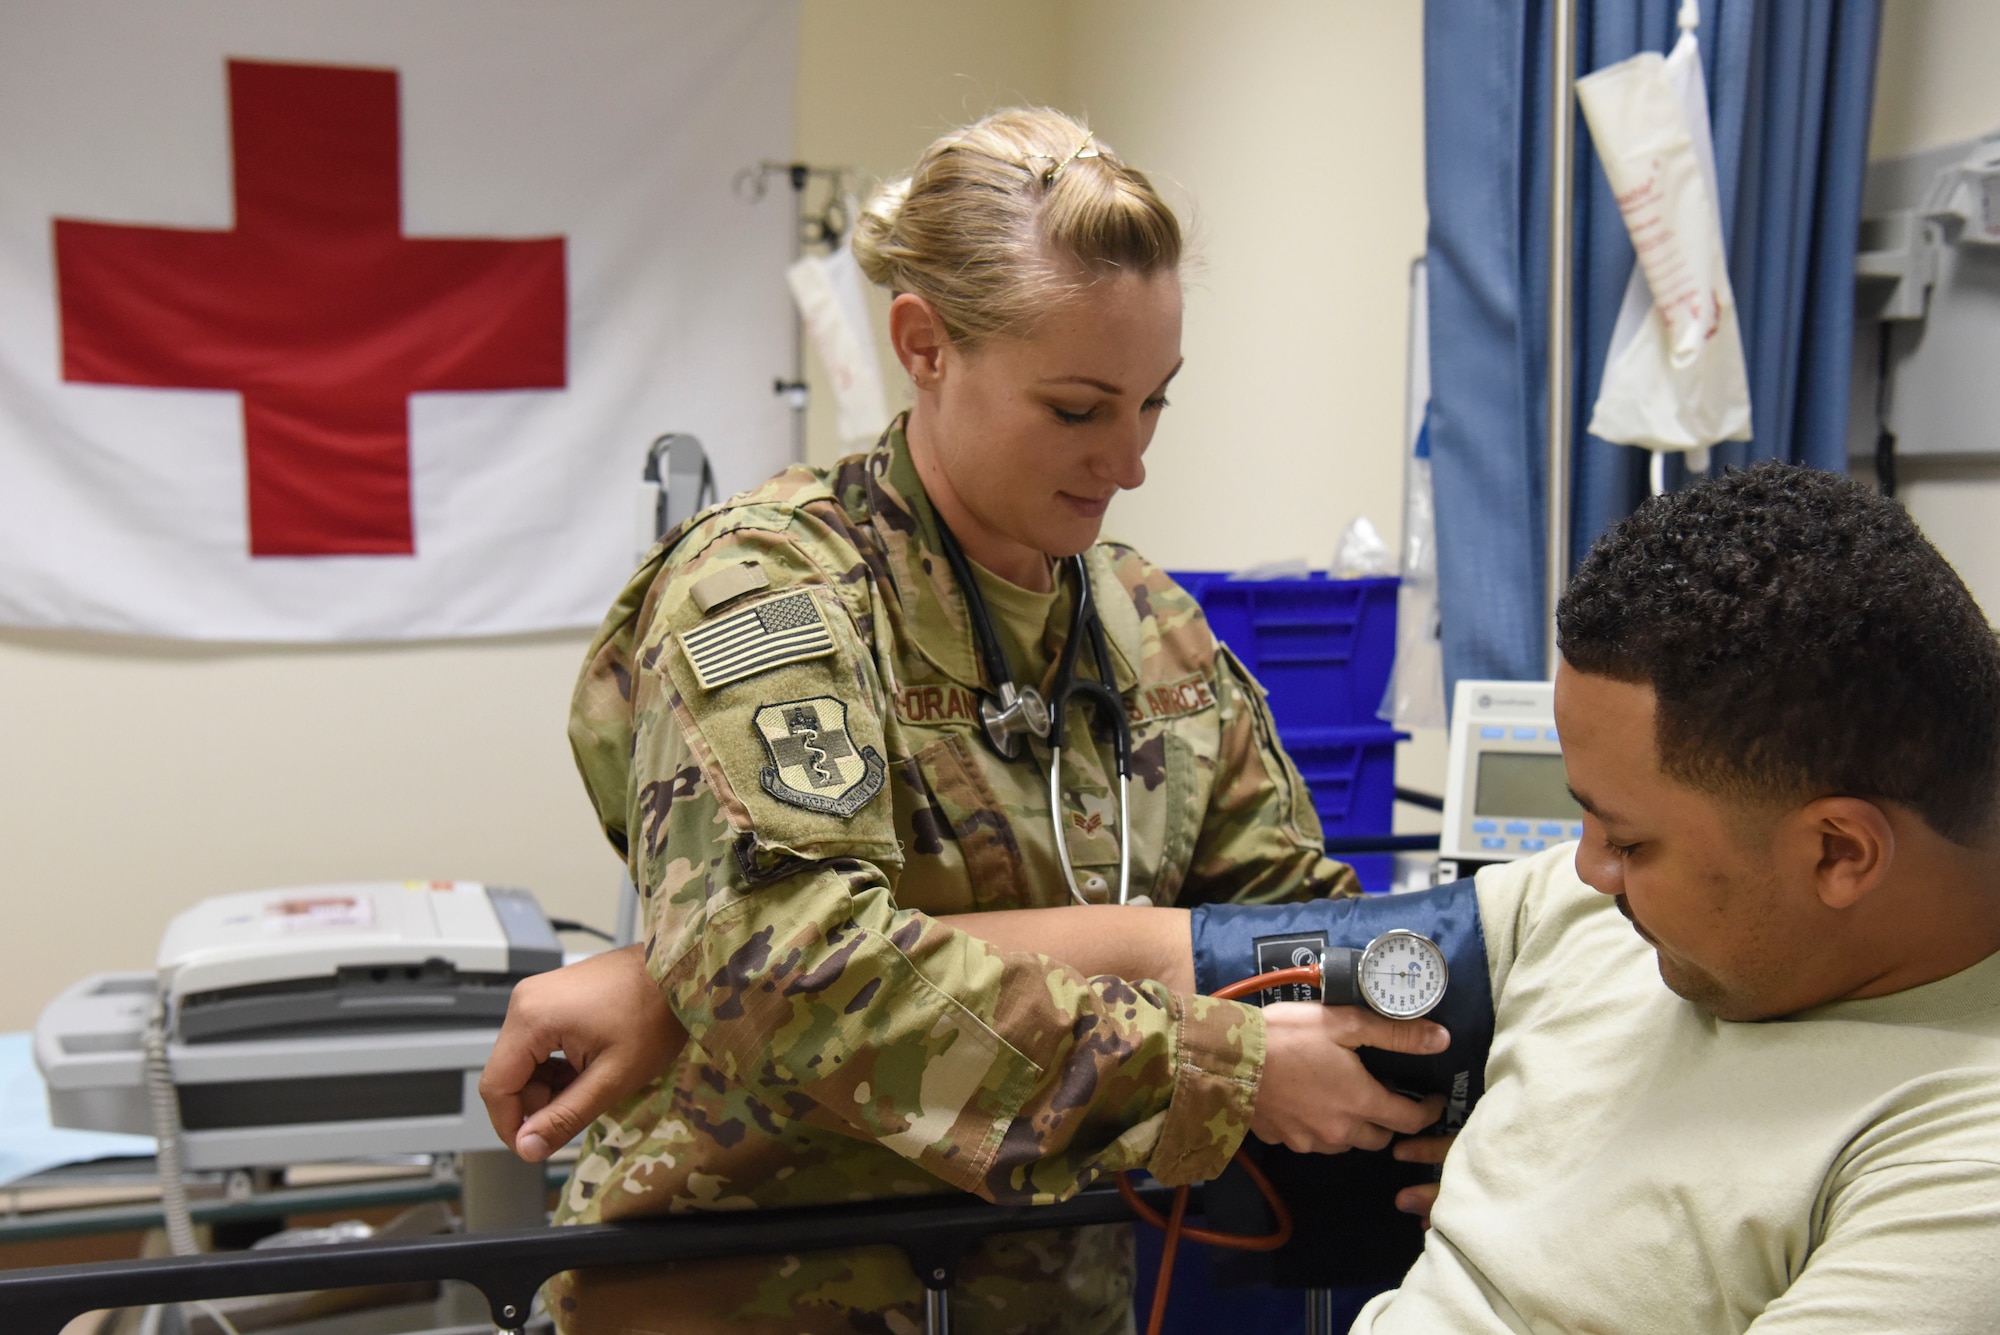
[677,589,835,690]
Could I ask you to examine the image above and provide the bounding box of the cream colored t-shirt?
[1356,847,2000,1334]
[969,558,1068,689]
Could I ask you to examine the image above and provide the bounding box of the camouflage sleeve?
[623,523,1264,1202]
[1182,643,1362,906]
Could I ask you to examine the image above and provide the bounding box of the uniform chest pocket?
[889,731,1040,914]
[1070,725,1207,905]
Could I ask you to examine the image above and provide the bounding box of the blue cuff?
[1190,879,1493,1130]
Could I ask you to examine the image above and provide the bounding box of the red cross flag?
[0,3,797,639]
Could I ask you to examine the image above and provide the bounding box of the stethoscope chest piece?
[980,681,1051,759]
[932,516,1134,907]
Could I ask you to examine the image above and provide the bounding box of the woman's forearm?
[940,905,1195,991]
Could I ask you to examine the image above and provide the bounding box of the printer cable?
[143,992,200,1258]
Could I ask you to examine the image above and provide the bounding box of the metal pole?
[924,1286,951,1335]
[788,164,809,465]
[2,1182,1196,1335]
[1544,0,1579,679]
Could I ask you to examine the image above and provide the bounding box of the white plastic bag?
[1383,258,1444,730]
[1382,433,1446,730]
[1333,515,1396,579]
[1577,28,1752,452]
[786,240,890,444]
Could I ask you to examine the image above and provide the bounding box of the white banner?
[0,1,798,640]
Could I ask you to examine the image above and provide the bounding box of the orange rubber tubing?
[1122,962,1320,1335]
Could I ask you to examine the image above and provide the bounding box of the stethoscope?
[932,516,1134,907]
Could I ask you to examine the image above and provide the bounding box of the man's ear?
[888,292,948,388]
[1798,797,1895,910]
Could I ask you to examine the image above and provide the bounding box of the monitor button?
[1472,820,1498,834]
[1543,728,1561,742]
[1519,837,1546,852]
[1537,823,1565,837]
[1504,821,1530,835]
[1480,836,1507,850]
[1568,823,1584,838]
[1480,725,1505,739]
[1511,727,1539,740]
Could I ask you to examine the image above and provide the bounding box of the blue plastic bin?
[1280,723,1405,895]
[1169,571,1405,891]
[1282,723,1403,833]
[1169,573,1398,731]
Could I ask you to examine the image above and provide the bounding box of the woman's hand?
[1391,1132,1459,1228]
[478,943,688,1161]
[1248,1002,1448,1154]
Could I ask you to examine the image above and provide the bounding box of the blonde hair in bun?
[850,107,1182,348]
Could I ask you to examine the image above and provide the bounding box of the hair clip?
[1033,133,1100,185]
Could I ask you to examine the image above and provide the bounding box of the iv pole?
[737,161,857,464]
[1545,0,1579,680]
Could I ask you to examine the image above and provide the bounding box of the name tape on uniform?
[892,683,981,726]
[891,677,1217,728]
[1125,676,1217,724]
[678,590,835,690]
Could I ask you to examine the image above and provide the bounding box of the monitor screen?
[1474,751,1582,819]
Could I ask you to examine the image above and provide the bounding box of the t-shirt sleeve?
[628,525,1266,1201]
[1745,1073,2000,1333]
[1469,854,1545,1007]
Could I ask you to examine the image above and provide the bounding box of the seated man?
[488,463,2000,1332]
[1352,463,2000,1330]
[1073,463,2000,1331]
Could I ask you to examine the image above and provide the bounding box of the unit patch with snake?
[752,696,886,818]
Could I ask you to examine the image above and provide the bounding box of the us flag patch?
[677,590,835,690]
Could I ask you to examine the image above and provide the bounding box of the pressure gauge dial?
[1320,929,1449,1019]
[1357,929,1449,1019]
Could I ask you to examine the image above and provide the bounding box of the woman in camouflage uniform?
[481,109,1446,1335]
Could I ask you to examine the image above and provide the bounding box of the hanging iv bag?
[1576,27,1752,454]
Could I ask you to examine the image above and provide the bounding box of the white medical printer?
[35,881,563,1170]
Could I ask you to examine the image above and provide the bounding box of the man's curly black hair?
[1557,462,2000,846]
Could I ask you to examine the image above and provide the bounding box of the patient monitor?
[35,881,561,1169]
[1439,679,1584,874]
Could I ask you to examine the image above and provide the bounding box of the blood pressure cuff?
[1190,878,1495,1291]
[1191,877,1493,1122]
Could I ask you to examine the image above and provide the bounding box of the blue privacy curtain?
[1422,0,1881,691]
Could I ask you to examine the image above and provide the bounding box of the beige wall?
[792,0,1071,465]
[1870,0,2000,160]
[0,628,610,1034]
[1062,0,1441,815]
[1066,0,1426,574]
[1870,0,2000,617]
[3,2,1433,1032]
